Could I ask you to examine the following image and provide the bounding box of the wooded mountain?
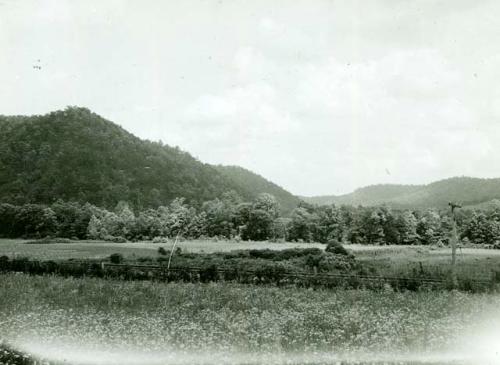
[214,165,302,214]
[3,107,500,213]
[0,107,299,212]
[302,177,500,209]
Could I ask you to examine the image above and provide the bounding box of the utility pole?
[167,231,181,271]
[449,202,461,288]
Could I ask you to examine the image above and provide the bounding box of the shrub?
[304,252,324,270]
[152,236,169,243]
[24,237,73,244]
[103,235,127,243]
[246,248,324,261]
[109,253,124,264]
[318,253,357,272]
[158,247,168,256]
[325,240,349,256]
[0,255,9,271]
[137,257,154,263]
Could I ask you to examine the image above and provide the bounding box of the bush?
[109,253,124,264]
[325,240,349,256]
[137,257,154,263]
[318,253,358,272]
[158,247,168,256]
[0,255,9,271]
[305,253,323,269]
[246,248,324,261]
[103,235,127,243]
[152,236,169,243]
[24,237,73,244]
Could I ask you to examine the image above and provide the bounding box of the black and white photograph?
[2,1,500,364]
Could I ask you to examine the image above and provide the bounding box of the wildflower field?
[1,273,500,364]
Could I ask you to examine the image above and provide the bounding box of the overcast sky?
[1,0,500,196]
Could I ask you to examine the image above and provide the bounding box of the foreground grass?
[1,273,499,356]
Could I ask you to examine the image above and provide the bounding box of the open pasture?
[2,239,500,280]
[0,239,324,260]
[352,245,500,280]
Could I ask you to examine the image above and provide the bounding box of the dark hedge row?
[0,254,496,292]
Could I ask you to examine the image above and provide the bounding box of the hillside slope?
[303,177,500,209]
[302,184,422,207]
[214,165,302,214]
[0,107,299,211]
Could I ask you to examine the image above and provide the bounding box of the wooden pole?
[167,231,181,271]
[449,202,461,288]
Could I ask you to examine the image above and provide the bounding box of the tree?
[241,193,280,241]
[0,203,17,237]
[396,211,419,245]
[287,207,307,242]
[253,193,280,219]
[416,210,443,245]
[115,201,135,238]
[463,211,493,245]
[379,206,400,245]
[164,198,197,237]
[243,208,275,241]
[202,196,237,238]
[316,205,345,243]
[133,209,163,239]
[51,200,93,239]
[234,202,253,237]
[87,215,101,239]
[13,204,58,238]
[359,208,386,245]
[287,207,316,242]
[270,217,290,241]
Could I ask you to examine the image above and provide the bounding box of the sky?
[1,0,500,196]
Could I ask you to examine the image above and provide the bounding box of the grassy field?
[352,245,500,280]
[1,273,500,364]
[0,239,324,260]
[2,238,500,281]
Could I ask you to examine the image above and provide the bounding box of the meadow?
[1,273,500,365]
[0,239,324,260]
[2,238,500,282]
[353,245,500,281]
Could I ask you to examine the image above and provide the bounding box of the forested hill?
[302,177,500,209]
[0,107,299,212]
[214,165,302,214]
[302,184,422,207]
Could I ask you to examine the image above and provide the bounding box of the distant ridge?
[0,107,299,212]
[302,177,500,209]
[214,165,301,214]
[3,107,500,212]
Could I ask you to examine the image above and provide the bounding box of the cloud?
[180,42,486,194]
[2,1,500,195]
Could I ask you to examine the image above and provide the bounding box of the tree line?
[1,191,500,246]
